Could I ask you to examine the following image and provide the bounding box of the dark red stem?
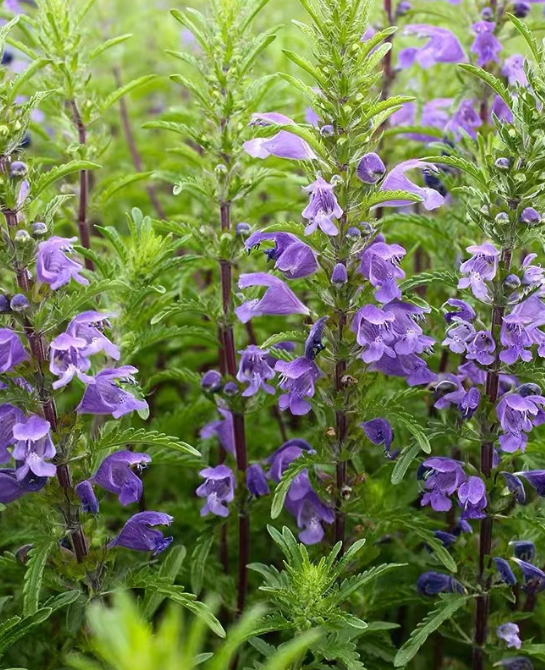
[70,101,94,271]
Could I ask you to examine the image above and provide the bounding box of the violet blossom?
[497,623,522,649]
[445,99,482,139]
[352,304,396,362]
[458,476,487,520]
[245,232,318,279]
[360,418,394,455]
[267,438,313,482]
[108,511,173,555]
[12,415,56,480]
[501,471,526,503]
[76,366,148,419]
[399,25,466,69]
[247,464,269,498]
[494,557,517,585]
[458,242,500,300]
[420,456,466,512]
[500,314,534,364]
[510,540,535,562]
[359,237,406,303]
[443,320,475,354]
[92,451,151,506]
[196,465,235,517]
[0,467,47,504]
[236,345,275,396]
[471,21,502,67]
[380,159,445,210]
[36,237,89,290]
[389,99,451,142]
[302,176,343,236]
[75,480,99,514]
[444,298,476,324]
[357,152,386,184]
[304,316,328,360]
[513,558,545,594]
[235,273,310,323]
[518,470,545,496]
[497,392,545,452]
[0,329,27,373]
[285,488,335,545]
[244,113,317,161]
[200,408,234,455]
[276,357,322,415]
[416,571,463,595]
[502,55,528,87]
[0,404,24,463]
[466,330,496,366]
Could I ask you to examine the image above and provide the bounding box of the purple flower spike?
[466,330,496,366]
[236,345,275,397]
[92,451,151,506]
[247,464,269,498]
[420,457,466,512]
[302,176,343,236]
[276,357,322,415]
[444,299,476,324]
[502,54,528,87]
[76,366,148,419]
[400,25,466,68]
[267,438,313,482]
[501,471,526,503]
[360,418,394,455]
[497,623,522,649]
[0,329,27,373]
[471,21,502,67]
[517,470,545,496]
[235,273,310,323]
[458,242,500,300]
[12,415,56,480]
[285,489,334,545]
[458,476,487,520]
[510,540,535,562]
[494,557,517,585]
[380,159,445,210]
[305,317,328,360]
[196,465,235,517]
[0,404,25,463]
[416,571,463,596]
[0,468,47,504]
[244,113,317,161]
[460,387,481,419]
[75,480,99,514]
[357,152,386,183]
[245,232,318,279]
[513,558,545,594]
[108,511,173,556]
[201,408,234,455]
[36,237,89,290]
[359,239,406,303]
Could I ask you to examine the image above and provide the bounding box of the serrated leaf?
[406,526,457,573]
[23,540,54,616]
[7,58,50,104]
[93,427,200,458]
[507,13,541,62]
[101,75,157,113]
[261,330,306,349]
[89,34,132,61]
[391,443,421,485]
[141,546,186,620]
[0,608,53,658]
[271,455,318,519]
[420,154,488,186]
[32,161,101,199]
[458,64,511,108]
[191,533,214,596]
[282,49,325,86]
[364,190,422,209]
[338,563,406,600]
[96,172,152,206]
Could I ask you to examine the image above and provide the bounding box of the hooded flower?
[497,393,545,452]
[245,232,318,279]
[389,99,451,142]
[352,305,396,362]
[517,470,545,496]
[244,113,317,161]
[0,467,47,504]
[445,99,482,139]
[302,176,343,236]
[501,471,526,503]
[0,404,25,463]
[196,465,235,517]
[359,238,406,303]
[442,320,475,354]
[466,330,496,366]
[304,317,328,360]
[201,408,234,455]
[471,21,502,67]
[75,480,99,514]
[500,314,534,364]
[399,25,466,69]
[275,357,322,415]
[357,153,386,183]
[76,366,148,419]
[12,415,56,480]
[267,438,313,482]
[235,273,310,323]
[458,476,487,520]
[510,540,535,562]
[494,557,517,585]
[434,376,481,419]
[285,488,335,545]
[36,237,89,290]
[513,558,545,594]
[497,623,522,649]
[108,511,173,555]
[247,464,269,498]
[379,160,445,210]
[497,658,533,670]
[420,457,466,512]
[49,332,92,389]
[387,300,435,355]
[502,54,528,87]
[369,352,436,386]
[0,329,27,373]
[92,451,151,506]
[458,243,500,300]
[360,418,394,455]
[236,345,275,397]
[444,298,476,324]
[416,571,463,595]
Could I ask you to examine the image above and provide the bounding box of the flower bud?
[9,161,27,177]
[246,464,269,498]
[15,543,33,564]
[18,133,31,149]
[10,294,29,311]
[504,274,521,289]
[495,212,510,224]
[423,170,447,196]
[223,381,238,396]
[495,157,511,170]
[481,6,494,19]
[235,222,251,236]
[14,229,31,244]
[357,152,386,184]
[331,262,347,286]
[319,124,335,137]
[518,382,542,397]
[346,226,361,239]
[396,0,412,15]
[214,164,227,175]
[330,174,343,186]
[31,221,47,236]
[510,540,535,562]
[520,207,541,226]
[0,295,9,312]
[513,1,530,18]
[2,50,14,66]
[201,370,222,393]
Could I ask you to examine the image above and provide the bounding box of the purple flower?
[235,273,310,323]
[359,238,406,303]
[201,370,222,393]
[416,571,463,595]
[380,159,445,210]
[305,317,328,360]
[458,476,487,520]
[0,467,47,504]
[357,153,386,184]
[236,345,275,397]
[517,470,545,496]
[369,352,436,386]
[360,418,393,455]
[331,263,348,286]
[387,300,434,355]
[12,415,56,480]
[432,530,457,549]
[466,330,496,366]
[201,408,234,455]
[497,623,522,649]
[420,457,466,512]
[108,511,173,555]
[399,25,466,68]
[520,207,541,226]
[500,314,533,364]
[75,480,99,514]
[0,404,25,463]
[502,55,528,87]
[497,658,533,670]
[353,305,396,362]
[36,237,89,290]
[196,465,235,517]
[471,21,502,67]
[247,464,269,498]
[389,99,451,142]
[302,177,343,236]
[458,243,500,300]
[92,451,151,506]
[443,320,475,354]
[434,375,481,419]
[244,113,317,161]
[497,393,545,452]
[0,329,27,373]
[501,471,526,503]
[276,357,322,415]
[494,557,517,585]
[285,488,334,545]
[444,299,476,324]
[510,540,535,562]
[267,438,313,482]
[491,95,513,123]
[76,366,148,419]
[445,99,482,139]
[513,558,545,594]
[245,232,318,279]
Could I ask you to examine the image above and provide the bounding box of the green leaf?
[282,49,325,86]
[141,546,186,620]
[32,161,101,199]
[458,64,511,108]
[507,13,541,62]
[420,155,488,186]
[191,533,214,596]
[96,172,152,207]
[261,331,306,349]
[391,443,421,485]
[338,563,406,601]
[271,454,318,519]
[101,75,157,113]
[363,190,422,209]
[170,8,209,53]
[0,608,53,658]
[89,34,132,61]
[7,58,50,104]
[394,596,468,667]
[23,540,54,616]
[407,526,457,573]
[42,591,81,614]
[93,427,200,458]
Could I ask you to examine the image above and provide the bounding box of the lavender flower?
[235,273,310,323]
[201,370,222,393]
[200,408,234,455]
[267,439,313,482]
[244,113,317,161]
[513,558,545,594]
[389,99,451,142]
[380,159,445,210]
[520,207,541,226]
[445,99,482,139]
[458,243,500,300]
[0,404,25,463]
[369,352,436,386]
[304,317,328,360]
[357,153,386,183]
[399,25,466,69]
[75,480,99,514]
[443,320,475,354]
[518,470,545,496]
[497,623,522,649]
[0,467,47,504]
[458,476,487,520]
[510,540,535,562]
[502,54,528,87]
[245,232,318,279]
[302,176,343,236]
[76,366,148,419]
[444,298,476,324]
[494,557,517,585]
[108,511,173,555]
[352,305,396,362]
[466,330,496,366]
[500,314,533,364]
[331,263,348,286]
[420,457,466,512]
[12,415,56,480]
[92,451,151,506]
[387,300,434,355]
[276,357,322,415]
[247,464,269,498]
[497,658,533,670]
[501,471,526,503]
[236,345,275,396]
[285,488,335,545]
[196,465,235,517]
[360,418,394,455]
[0,329,27,373]
[497,393,545,452]
[359,238,406,303]
[416,571,463,595]
[36,237,89,290]
[471,21,502,67]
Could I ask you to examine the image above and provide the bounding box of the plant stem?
[472,248,511,670]
[70,100,94,271]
